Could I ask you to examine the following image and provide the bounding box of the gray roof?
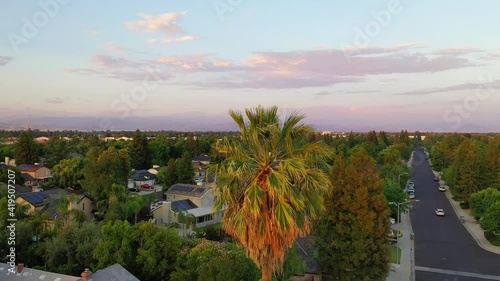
[0,263,80,281]
[91,264,140,281]
[0,263,140,281]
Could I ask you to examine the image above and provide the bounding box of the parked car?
[409,191,416,199]
[141,184,155,189]
[433,177,440,181]
[435,209,445,216]
[407,187,415,193]
[438,186,446,192]
[128,187,140,192]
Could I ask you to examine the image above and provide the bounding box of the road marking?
[415,266,500,280]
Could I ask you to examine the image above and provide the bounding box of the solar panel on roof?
[171,199,197,211]
[23,193,48,205]
[194,188,205,193]
[172,185,195,192]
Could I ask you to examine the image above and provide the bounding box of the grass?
[389,245,401,264]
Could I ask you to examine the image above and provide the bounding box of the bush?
[459,202,469,209]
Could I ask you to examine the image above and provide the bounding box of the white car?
[438,186,446,192]
[409,191,415,199]
[435,209,445,216]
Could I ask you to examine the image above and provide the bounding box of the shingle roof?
[91,263,140,281]
[0,263,80,281]
[21,173,35,181]
[192,154,210,162]
[17,164,45,172]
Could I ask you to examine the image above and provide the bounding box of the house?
[35,136,50,143]
[132,170,156,187]
[3,157,16,166]
[192,154,210,165]
[17,164,52,187]
[291,235,322,281]
[15,188,95,223]
[152,184,223,228]
[0,263,139,281]
[192,161,207,179]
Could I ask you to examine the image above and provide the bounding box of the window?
[82,203,85,211]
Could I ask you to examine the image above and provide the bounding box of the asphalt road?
[410,148,500,280]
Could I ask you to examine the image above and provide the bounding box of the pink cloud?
[90,54,141,68]
[433,48,481,56]
[126,12,187,37]
[148,35,200,44]
[64,68,171,81]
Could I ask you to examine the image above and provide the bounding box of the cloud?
[105,43,149,54]
[126,12,187,37]
[0,56,13,66]
[433,48,481,56]
[66,44,486,89]
[64,68,172,82]
[316,91,333,96]
[397,78,500,96]
[148,35,200,44]
[90,54,141,68]
[45,97,65,104]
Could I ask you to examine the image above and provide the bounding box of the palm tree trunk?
[261,264,272,281]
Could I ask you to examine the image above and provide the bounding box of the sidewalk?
[432,171,500,255]
[386,208,415,281]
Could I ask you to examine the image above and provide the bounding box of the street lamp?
[388,200,411,265]
[398,172,408,187]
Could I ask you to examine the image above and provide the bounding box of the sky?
[0,0,499,132]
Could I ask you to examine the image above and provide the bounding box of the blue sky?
[1,1,499,132]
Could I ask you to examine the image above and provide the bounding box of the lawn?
[389,245,401,264]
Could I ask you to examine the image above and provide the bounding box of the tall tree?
[46,136,68,167]
[316,149,391,281]
[450,139,482,202]
[14,128,38,165]
[175,151,195,184]
[81,147,131,215]
[149,135,170,166]
[130,129,151,169]
[484,136,500,189]
[52,157,85,189]
[210,106,332,281]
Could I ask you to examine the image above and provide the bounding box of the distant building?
[35,136,50,143]
[17,164,52,187]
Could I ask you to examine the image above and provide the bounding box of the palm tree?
[176,210,196,237]
[209,106,332,281]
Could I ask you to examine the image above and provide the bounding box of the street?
[410,148,500,280]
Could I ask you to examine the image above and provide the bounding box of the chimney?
[5,156,9,166]
[17,263,24,273]
[34,163,40,166]
[81,268,92,281]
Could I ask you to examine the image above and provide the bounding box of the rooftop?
[166,184,210,198]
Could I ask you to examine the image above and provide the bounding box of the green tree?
[469,188,500,219]
[14,128,38,165]
[130,129,151,170]
[175,151,195,184]
[0,167,25,185]
[483,137,500,189]
[171,240,261,281]
[158,158,177,189]
[209,106,332,281]
[316,149,391,281]
[482,201,500,233]
[46,136,68,168]
[450,139,482,202]
[149,135,170,166]
[52,157,84,189]
[94,221,182,281]
[42,222,102,276]
[383,180,409,220]
[81,147,131,215]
